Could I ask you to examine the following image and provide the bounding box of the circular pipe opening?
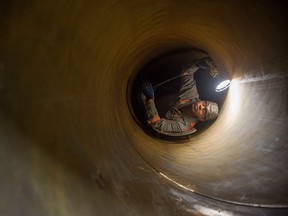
[127,48,230,141]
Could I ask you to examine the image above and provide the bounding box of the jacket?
[144,65,200,136]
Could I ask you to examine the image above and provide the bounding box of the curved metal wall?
[0,0,288,215]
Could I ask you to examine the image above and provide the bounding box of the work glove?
[142,81,154,100]
[195,57,219,78]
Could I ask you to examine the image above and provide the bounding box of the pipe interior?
[0,0,288,215]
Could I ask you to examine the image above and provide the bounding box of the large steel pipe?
[0,0,287,215]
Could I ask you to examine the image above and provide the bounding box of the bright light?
[215,79,231,92]
[194,205,233,216]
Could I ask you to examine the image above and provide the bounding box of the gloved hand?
[207,59,219,78]
[194,57,211,69]
[142,81,154,100]
[195,57,219,78]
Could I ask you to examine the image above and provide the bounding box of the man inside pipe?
[142,57,219,136]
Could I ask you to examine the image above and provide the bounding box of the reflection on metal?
[159,172,195,193]
[226,80,240,120]
[235,73,287,84]
[193,205,233,216]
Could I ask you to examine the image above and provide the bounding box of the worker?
[142,57,219,136]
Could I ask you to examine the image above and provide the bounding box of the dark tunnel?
[128,48,230,141]
[0,0,288,215]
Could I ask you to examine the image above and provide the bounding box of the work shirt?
[144,65,200,136]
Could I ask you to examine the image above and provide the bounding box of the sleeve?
[144,99,196,135]
[178,65,200,102]
[151,118,196,135]
[144,99,161,125]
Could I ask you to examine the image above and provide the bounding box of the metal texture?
[0,0,288,215]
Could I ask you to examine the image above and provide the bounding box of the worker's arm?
[144,98,196,135]
[178,58,219,103]
[182,57,219,77]
[144,98,161,125]
[142,81,160,125]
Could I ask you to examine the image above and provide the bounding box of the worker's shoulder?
[177,98,199,108]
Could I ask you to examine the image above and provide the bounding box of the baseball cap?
[205,101,219,120]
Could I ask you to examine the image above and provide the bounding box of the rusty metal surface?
[0,0,288,215]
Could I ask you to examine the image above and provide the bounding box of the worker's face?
[192,101,208,121]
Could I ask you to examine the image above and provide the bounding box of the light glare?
[227,80,240,116]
